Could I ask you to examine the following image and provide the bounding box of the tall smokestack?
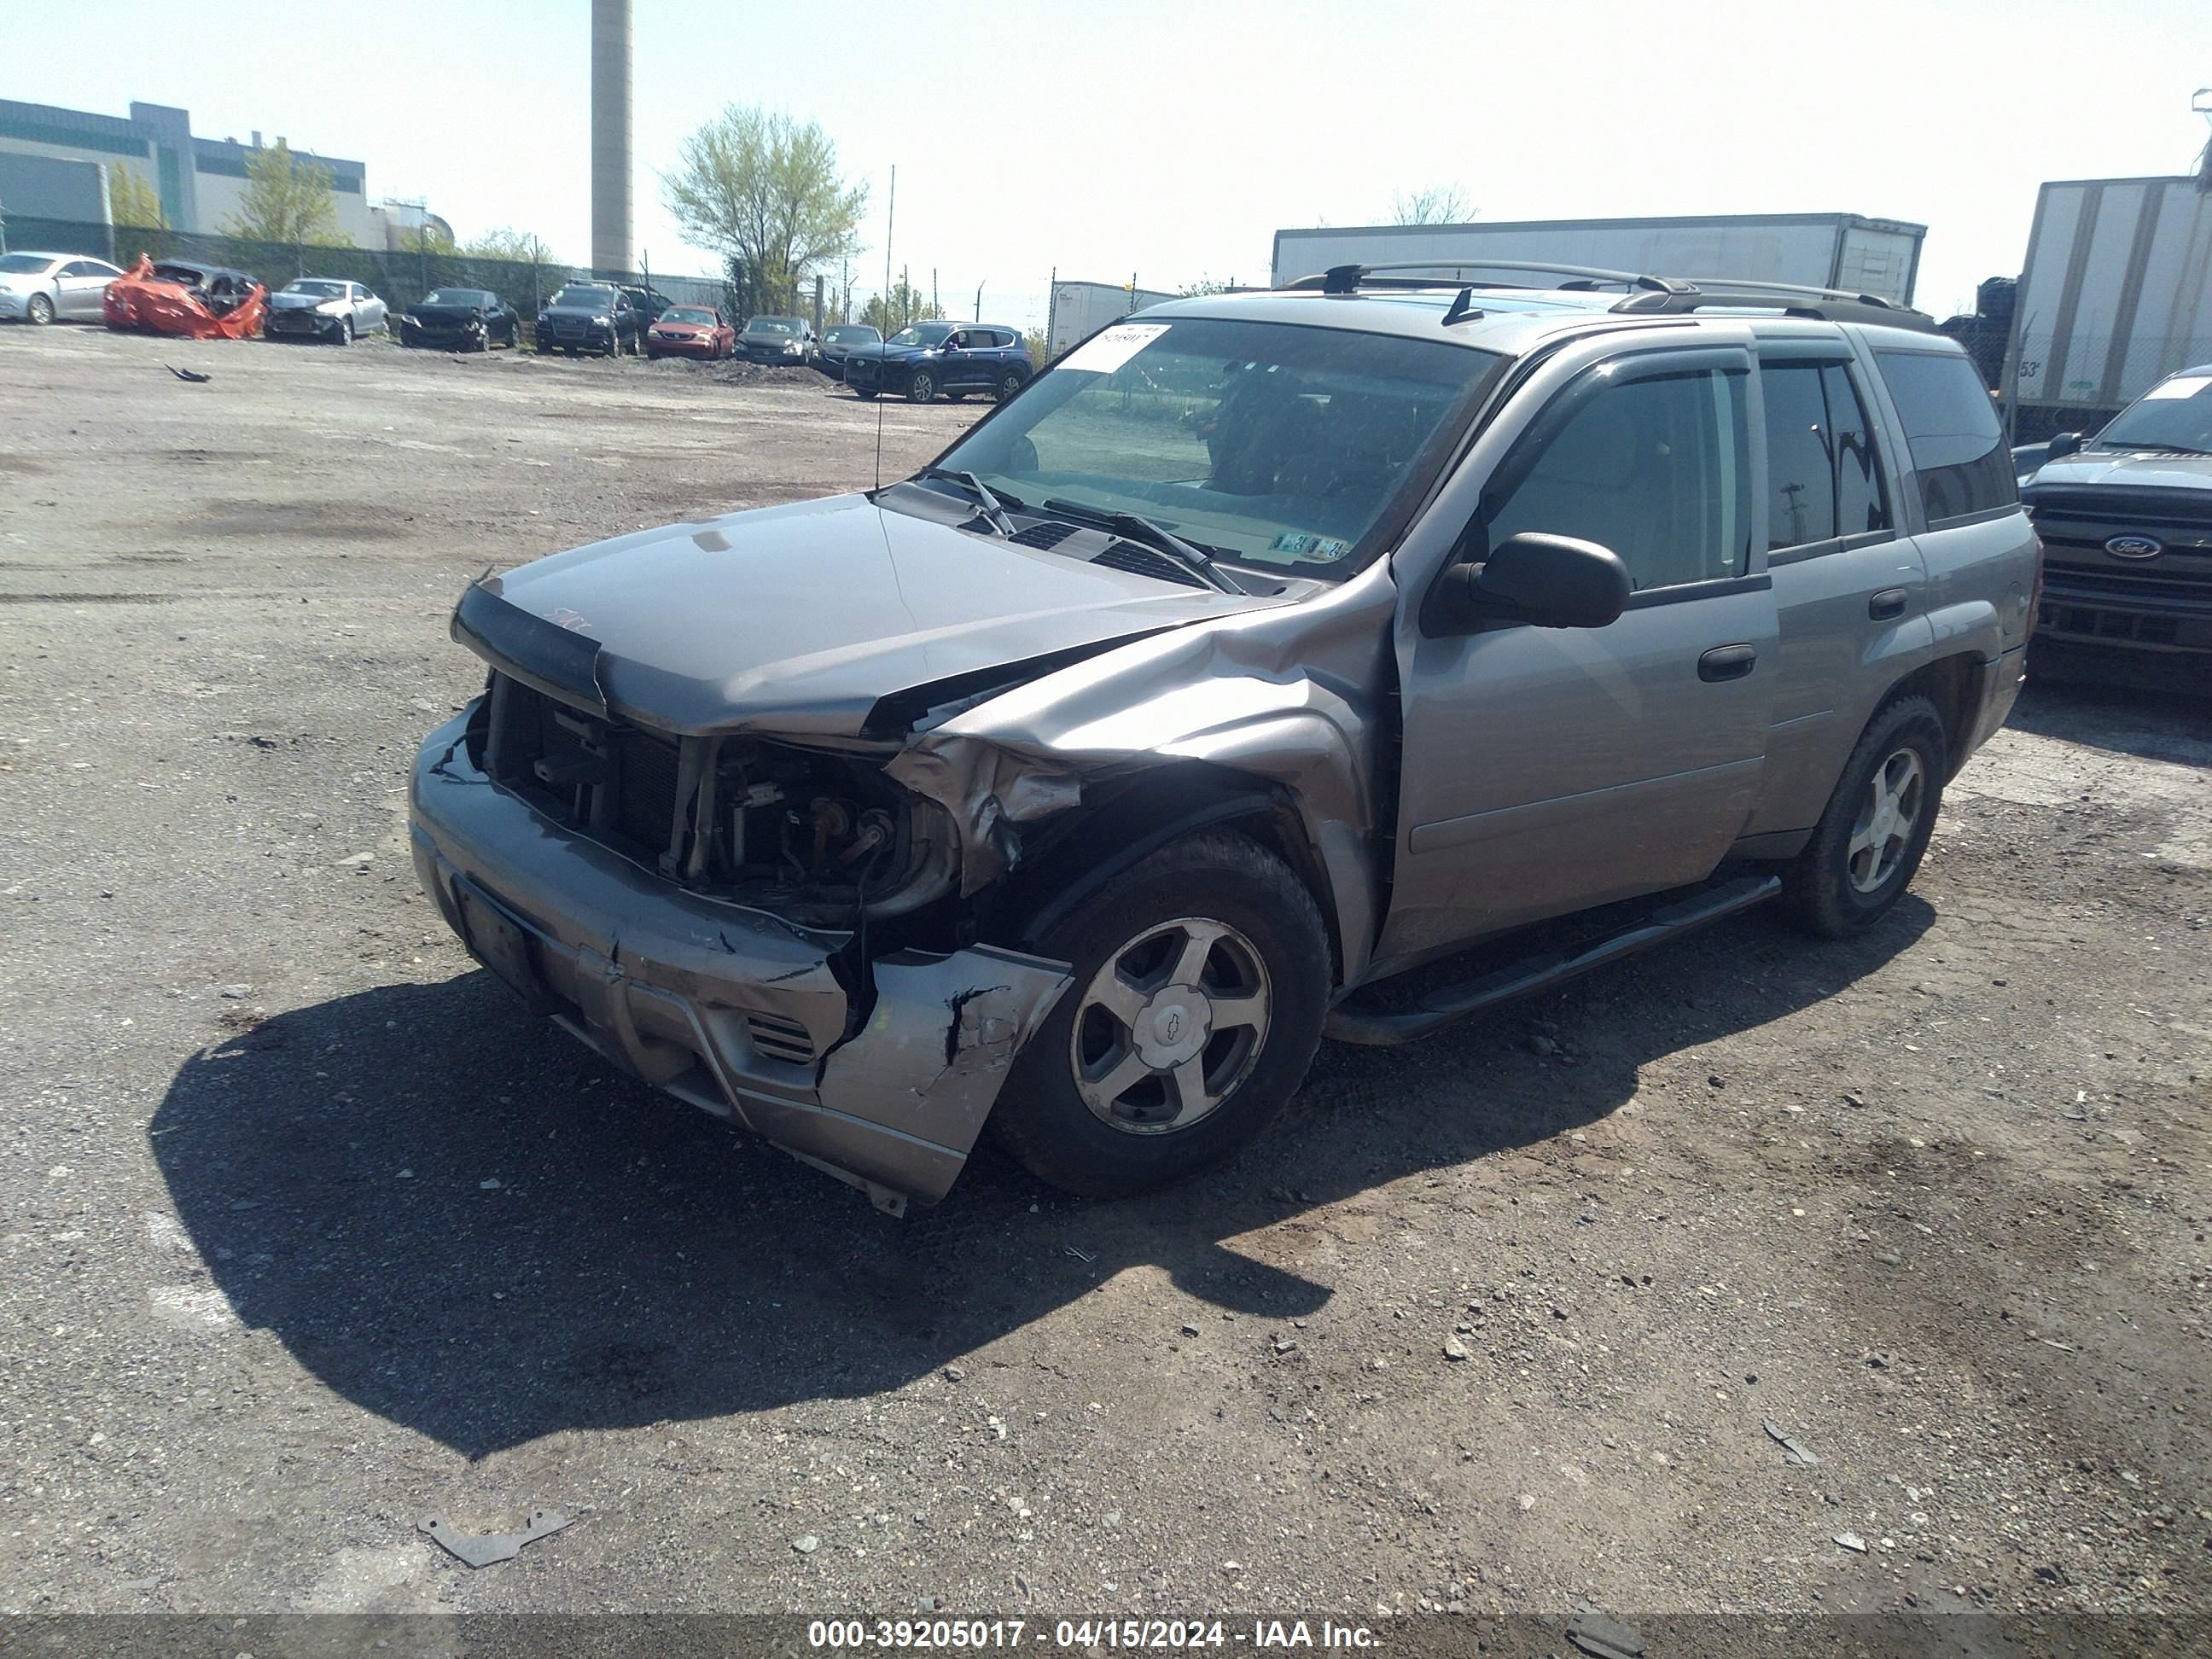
[591,0,632,275]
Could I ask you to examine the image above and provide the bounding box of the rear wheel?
[990,830,1329,1198]
[996,369,1027,402]
[905,370,936,405]
[26,293,55,325]
[1780,694,1947,937]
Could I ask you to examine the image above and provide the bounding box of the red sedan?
[645,305,736,360]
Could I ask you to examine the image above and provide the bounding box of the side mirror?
[1424,532,1632,635]
[2046,431,2083,460]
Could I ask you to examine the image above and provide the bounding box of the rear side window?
[1874,350,2015,523]
[1759,360,1894,550]
[1487,368,1753,592]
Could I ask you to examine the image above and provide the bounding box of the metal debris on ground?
[1566,1604,1645,1659]
[417,1509,573,1568]
[164,364,212,383]
[1762,1417,1820,1466]
[1834,1531,1869,1553]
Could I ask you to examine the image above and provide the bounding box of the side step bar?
[1324,875,1782,1048]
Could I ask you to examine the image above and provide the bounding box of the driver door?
[1377,345,1778,970]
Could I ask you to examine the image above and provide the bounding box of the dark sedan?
[818,323,881,379]
[399,288,518,352]
[736,315,816,364]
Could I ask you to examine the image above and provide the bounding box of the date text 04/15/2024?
[805,1620,1381,1650]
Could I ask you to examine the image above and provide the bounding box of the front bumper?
[648,335,714,356]
[266,309,341,337]
[404,320,486,346]
[2037,568,2212,656]
[0,289,32,320]
[409,712,1071,1212]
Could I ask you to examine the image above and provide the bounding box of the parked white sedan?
[264,278,388,345]
[0,251,125,324]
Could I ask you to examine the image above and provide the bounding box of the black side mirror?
[1424,532,1633,635]
[2046,431,2083,460]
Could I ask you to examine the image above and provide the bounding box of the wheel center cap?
[1134,985,1213,1069]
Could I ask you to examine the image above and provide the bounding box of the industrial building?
[0,96,435,250]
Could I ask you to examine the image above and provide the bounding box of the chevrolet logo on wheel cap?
[2105,534,2163,559]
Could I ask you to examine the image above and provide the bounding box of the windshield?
[827,326,878,343]
[284,280,346,298]
[423,288,489,306]
[928,317,1501,579]
[663,307,716,325]
[2093,373,2212,453]
[746,317,800,335]
[888,323,955,348]
[0,253,57,274]
[550,286,614,308]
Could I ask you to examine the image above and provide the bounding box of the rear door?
[1742,336,1929,837]
[1379,342,1779,968]
[60,259,119,317]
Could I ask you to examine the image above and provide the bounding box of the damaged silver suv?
[410,263,2038,1213]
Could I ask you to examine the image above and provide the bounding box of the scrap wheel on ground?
[990,830,1329,1199]
[26,294,55,325]
[905,369,936,405]
[1780,693,1947,938]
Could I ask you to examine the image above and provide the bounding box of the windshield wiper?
[916,467,1021,536]
[1042,499,1246,595]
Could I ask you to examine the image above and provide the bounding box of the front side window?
[934,317,1500,579]
[888,322,956,349]
[1873,349,2014,523]
[1484,366,1752,592]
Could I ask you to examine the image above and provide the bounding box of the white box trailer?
[2003,175,2212,439]
[1271,212,1926,307]
[1047,278,1176,359]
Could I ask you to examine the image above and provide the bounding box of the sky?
[13,0,2212,332]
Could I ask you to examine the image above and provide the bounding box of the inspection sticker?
[1062,323,1171,375]
[2142,375,2210,399]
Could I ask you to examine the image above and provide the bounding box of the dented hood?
[457,492,1277,738]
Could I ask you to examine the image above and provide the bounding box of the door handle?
[1869,587,1909,620]
[1698,643,1757,683]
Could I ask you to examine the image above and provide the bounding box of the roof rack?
[1276,260,1936,332]
[1284,259,1687,295]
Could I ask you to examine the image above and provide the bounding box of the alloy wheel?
[1846,748,1924,894]
[1069,917,1272,1135]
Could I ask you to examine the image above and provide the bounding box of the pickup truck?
[2016,364,2212,687]
[410,266,2036,1214]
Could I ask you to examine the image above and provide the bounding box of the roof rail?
[1282,259,1687,295]
[1611,279,1937,330]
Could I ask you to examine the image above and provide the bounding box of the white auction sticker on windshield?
[1062,323,1171,375]
[2143,375,2211,399]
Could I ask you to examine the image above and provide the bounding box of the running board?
[1324,875,1782,1048]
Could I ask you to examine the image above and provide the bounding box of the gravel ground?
[1,325,2206,1640]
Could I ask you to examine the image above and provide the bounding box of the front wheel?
[990,830,1329,1198]
[1780,694,1947,938]
[26,294,55,325]
[334,317,353,346]
[905,370,936,405]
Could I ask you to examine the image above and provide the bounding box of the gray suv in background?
[410,263,2036,1214]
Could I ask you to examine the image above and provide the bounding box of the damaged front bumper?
[409,711,1072,1213]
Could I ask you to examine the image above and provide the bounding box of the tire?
[945,389,967,401]
[996,369,1027,402]
[905,370,936,405]
[1780,694,1948,938]
[989,830,1329,1199]
[334,317,353,346]
[27,293,55,325]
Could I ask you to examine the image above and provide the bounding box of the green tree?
[459,227,555,265]
[1022,326,1051,365]
[108,163,166,230]
[859,278,940,335]
[220,141,345,247]
[1178,276,1237,296]
[663,106,867,317]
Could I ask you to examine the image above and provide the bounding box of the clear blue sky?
[14,0,2212,329]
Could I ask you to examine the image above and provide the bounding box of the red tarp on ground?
[103,256,267,340]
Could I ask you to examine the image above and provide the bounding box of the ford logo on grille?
[2105,534,2163,560]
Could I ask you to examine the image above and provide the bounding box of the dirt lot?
[1,324,2207,1643]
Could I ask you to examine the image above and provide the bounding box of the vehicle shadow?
[2009,674,2212,767]
[149,898,1932,1458]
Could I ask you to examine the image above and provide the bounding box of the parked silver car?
[410,266,2036,1213]
[264,277,387,344]
[0,251,124,323]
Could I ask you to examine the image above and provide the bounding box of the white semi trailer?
[1046,278,1176,359]
[1270,212,1926,307]
[2003,174,2212,441]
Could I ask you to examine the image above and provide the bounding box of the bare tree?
[1389,185,1474,226]
[663,107,868,317]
